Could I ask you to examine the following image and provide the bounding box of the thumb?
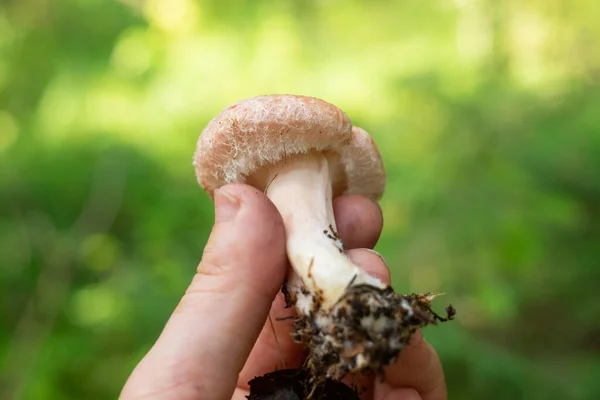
[121,184,288,400]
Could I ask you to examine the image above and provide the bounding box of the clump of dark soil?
[247,368,359,400]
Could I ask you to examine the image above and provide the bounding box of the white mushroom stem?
[263,153,386,313]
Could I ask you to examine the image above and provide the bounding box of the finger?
[346,248,390,284]
[121,184,288,400]
[380,387,422,400]
[333,194,383,250]
[377,330,446,400]
[236,291,306,389]
[236,196,387,389]
[232,387,253,399]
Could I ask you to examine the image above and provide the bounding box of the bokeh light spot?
[69,285,120,328]
[0,110,19,151]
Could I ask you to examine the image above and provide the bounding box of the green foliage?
[1,0,599,398]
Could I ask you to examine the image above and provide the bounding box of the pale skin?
[120,184,447,400]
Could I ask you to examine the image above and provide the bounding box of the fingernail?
[364,249,388,267]
[409,329,424,345]
[214,188,241,222]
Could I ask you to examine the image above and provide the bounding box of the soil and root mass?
[249,289,455,399]
[285,284,456,382]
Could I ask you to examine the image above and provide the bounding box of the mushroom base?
[284,283,456,382]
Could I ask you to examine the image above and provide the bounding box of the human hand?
[120,184,447,400]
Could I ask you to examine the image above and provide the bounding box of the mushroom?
[193,94,454,381]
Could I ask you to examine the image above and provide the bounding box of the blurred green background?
[1,0,599,398]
